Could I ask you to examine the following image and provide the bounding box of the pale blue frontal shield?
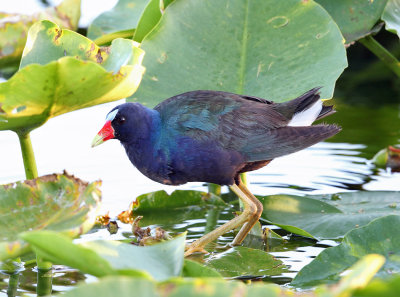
[106,109,118,122]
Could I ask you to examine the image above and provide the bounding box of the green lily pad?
[0,20,145,133]
[55,277,158,297]
[61,276,285,297]
[132,208,210,229]
[315,0,388,43]
[131,0,347,107]
[87,0,175,45]
[21,231,186,280]
[0,172,101,261]
[22,230,186,281]
[206,246,287,278]
[131,190,227,213]
[87,0,149,45]
[291,215,400,287]
[56,256,384,297]
[133,0,174,43]
[382,0,400,38]
[82,235,186,281]
[0,0,81,69]
[158,278,283,297]
[182,259,222,278]
[317,254,386,296]
[353,274,400,297]
[260,191,400,240]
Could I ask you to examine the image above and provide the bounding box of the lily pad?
[131,0,347,107]
[0,172,101,261]
[52,276,158,297]
[353,274,400,297]
[382,0,400,38]
[0,20,145,133]
[22,230,186,281]
[291,215,400,287]
[56,256,385,297]
[260,191,400,239]
[131,190,227,213]
[0,0,81,69]
[87,0,149,45]
[133,0,174,43]
[87,0,175,45]
[182,259,222,278]
[206,246,287,278]
[61,276,285,297]
[315,0,388,43]
[158,278,283,297]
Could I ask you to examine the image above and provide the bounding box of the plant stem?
[37,268,53,296]
[7,273,19,297]
[17,132,38,180]
[240,173,248,186]
[359,35,400,78]
[36,255,52,271]
[207,183,221,196]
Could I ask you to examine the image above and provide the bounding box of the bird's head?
[91,103,140,147]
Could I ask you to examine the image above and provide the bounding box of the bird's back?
[152,89,340,185]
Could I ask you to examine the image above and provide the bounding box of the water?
[1,0,400,295]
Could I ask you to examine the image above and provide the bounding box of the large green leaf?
[131,0,347,107]
[22,230,186,281]
[353,274,400,297]
[87,0,149,44]
[0,173,101,261]
[133,0,174,43]
[260,191,400,239]
[315,0,388,43]
[158,278,283,297]
[131,190,227,213]
[53,277,158,297]
[0,20,145,133]
[82,235,186,281]
[21,231,132,278]
[87,0,175,45]
[382,0,400,38]
[205,246,287,278]
[291,215,400,287]
[0,0,81,69]
[182,260,222,278]
[56,255,386,297]
[60,276,283,297]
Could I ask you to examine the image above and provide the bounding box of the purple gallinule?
[92,88,340,255]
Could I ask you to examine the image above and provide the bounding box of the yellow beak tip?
[91,134,104,148]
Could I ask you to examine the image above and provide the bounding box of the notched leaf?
[0,0,81,68]
[131,190,227,213]
[0,172,102,261]
[0,20,145,133]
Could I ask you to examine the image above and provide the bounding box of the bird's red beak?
[91,120,115,147]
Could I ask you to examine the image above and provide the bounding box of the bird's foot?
[184,244,209,257]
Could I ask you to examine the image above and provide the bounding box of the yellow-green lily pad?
[0,20,145,134]
[0,0,81,69]
[0,172,101,261]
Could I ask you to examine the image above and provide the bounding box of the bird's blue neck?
[120,104,166,179]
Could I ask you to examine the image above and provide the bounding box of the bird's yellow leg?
[231,180,263,246]
[184,182,258,257]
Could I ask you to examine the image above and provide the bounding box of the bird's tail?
[273,87,336,126]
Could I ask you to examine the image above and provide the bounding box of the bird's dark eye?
[116,116,126,125]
